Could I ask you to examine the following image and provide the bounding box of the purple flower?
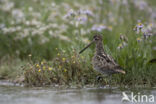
[78,9,93,16]
[64,9,76,18]
[83,10,93,16]
[137,23,144,29]
[91,25,106,32]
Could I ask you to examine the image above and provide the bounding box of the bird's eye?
[95,37,98,40]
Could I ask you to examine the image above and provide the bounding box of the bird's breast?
[92,54,107,70]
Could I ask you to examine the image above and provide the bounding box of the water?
[0,81,156,104]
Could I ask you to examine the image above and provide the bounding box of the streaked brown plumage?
[79,34,125,76]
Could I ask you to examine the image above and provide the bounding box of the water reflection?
[0,81,155,104]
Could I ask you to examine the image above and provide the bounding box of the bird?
[79,34,125,85]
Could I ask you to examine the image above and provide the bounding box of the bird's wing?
[100,52,118,66]
[94,53,125,74]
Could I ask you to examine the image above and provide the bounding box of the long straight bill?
[79,41,94,54]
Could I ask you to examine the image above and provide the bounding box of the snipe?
[79,35,125,84]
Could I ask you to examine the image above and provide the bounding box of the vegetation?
[0,0,156,87]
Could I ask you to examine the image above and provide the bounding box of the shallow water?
[0,81,156,104]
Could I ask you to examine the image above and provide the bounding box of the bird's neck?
[95,41,105,55]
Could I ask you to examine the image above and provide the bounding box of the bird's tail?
[115,66,126,74]
[116,69,126,74]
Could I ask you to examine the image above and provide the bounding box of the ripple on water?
[0,81,156,104]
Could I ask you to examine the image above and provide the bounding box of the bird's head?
[79,34,103,54]
[93,34,103,42]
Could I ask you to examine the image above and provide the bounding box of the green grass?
[0,0,156,87]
